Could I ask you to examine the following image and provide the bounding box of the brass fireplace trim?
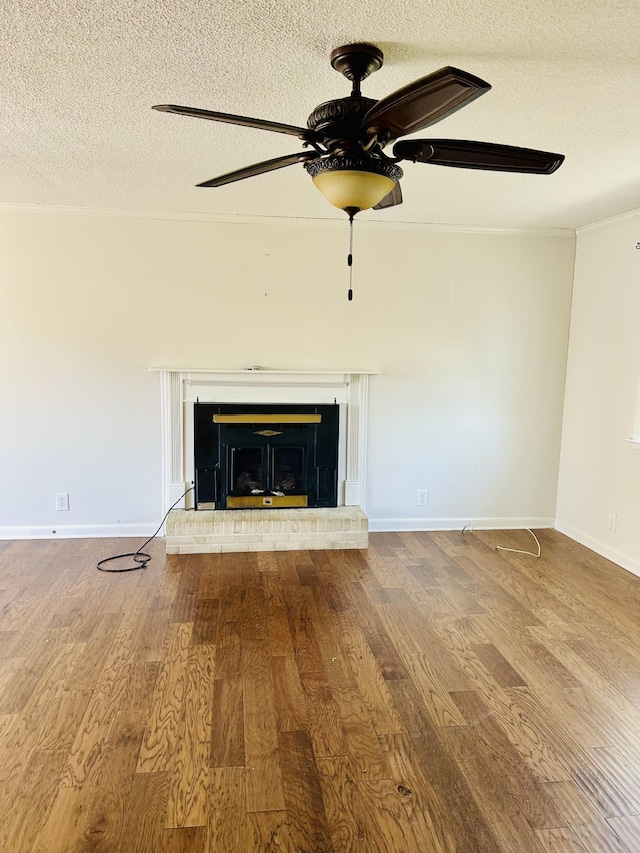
[226,495,309,509]
[213,413,322,424]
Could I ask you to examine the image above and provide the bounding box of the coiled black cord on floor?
[96,486,194,573]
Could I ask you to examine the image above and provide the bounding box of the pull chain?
[347,213,354,301]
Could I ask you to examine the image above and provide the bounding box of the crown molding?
[576,206,640,236]
[0,202,574,237]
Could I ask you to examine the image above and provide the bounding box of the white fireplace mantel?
[151,368,378,514]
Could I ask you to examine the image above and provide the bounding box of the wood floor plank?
[74,708,148,849]
[543,780,631,853]
[278,729,333,852]
[210,676,245,766]
[470,642,527,688]
[489,814,549,852]
[65,610,124,689]
[34,708,146,851]
[242,571,286,813]
[191,597,218,647]
[243,700,286,812]
[359,541,407,589]
[530,625,640,763]
[271,654,309,733]
[0,640,86,798]
[247,811,300,851]
[196,560,219,598]
[31,785,86,853]
[316,580,406,737]
[585,746,640,814]
[445,690,566,830]
[345,582,410,681]
[331,683,390,780]
[62,625,140,787]
[118,771,171,853]
[380,588,474,692]
[0,641,57,714]
[265,601,295,657]
[166,644,215,828]
[122,659,161,714]
[397,651,468,727]
[426,624,575,782]
[208,766,255,851]
[136,621,193,774]
[308,575,358,690]
[134,597,173,663]
[379,732,500,853]
[0,747,67,853]
[606,815,640,851]
[170,561,201,624]
[316,754,401,853]
[163,825,209,851]
[535,826,588,852]
[572,760,638,819]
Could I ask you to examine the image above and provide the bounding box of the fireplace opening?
[194,403,339,510]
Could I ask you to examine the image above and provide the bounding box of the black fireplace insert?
[194,403,339,510]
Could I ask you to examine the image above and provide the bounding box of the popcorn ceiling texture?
[1,0,639,228]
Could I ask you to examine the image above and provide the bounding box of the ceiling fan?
[153,43,564,217]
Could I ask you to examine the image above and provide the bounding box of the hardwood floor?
[2,529,640,851]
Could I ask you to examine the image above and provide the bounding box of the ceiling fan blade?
[373,182,403,210]
[393,139,564,174]
[153,104,316,141]
[196,151,319,188]
[362,67,490,142]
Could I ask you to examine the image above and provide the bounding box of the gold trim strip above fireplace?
[213,413,322,424]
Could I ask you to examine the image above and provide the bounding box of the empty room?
[1,1,640,850]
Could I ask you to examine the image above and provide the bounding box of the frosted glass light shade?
[312,170,395,211]
[305,156,403,214]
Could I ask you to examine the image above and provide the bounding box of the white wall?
[556,210,640,575]
[0,209,575,538]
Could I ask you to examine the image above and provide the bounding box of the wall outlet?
[56,492,69,512]
[608,512,617,532]
[417,489,429,507]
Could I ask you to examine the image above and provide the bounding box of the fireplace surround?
[152,368,376,553]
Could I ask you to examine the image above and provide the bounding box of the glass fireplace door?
[269,446,307,495]
[229,446,267,495]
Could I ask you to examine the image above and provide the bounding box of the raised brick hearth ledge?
[165,507,368,554]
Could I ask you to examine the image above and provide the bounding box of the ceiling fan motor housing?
[307,97,378,153]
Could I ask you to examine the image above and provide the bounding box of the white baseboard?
[0,523,160,540]
[554,519,640,579]
[368,516,555,533]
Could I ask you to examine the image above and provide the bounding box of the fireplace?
[154,368,374,554]
[194,403,339,509]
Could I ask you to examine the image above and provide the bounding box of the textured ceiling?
[2,0,639,229]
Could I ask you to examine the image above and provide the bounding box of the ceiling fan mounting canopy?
[329,43,384,86]
[152,42,564,214]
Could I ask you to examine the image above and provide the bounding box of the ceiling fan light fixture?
[305,156,403,213]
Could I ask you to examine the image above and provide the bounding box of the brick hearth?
[165,506,368,554]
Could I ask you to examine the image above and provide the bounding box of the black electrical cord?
[96,486,194,573]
